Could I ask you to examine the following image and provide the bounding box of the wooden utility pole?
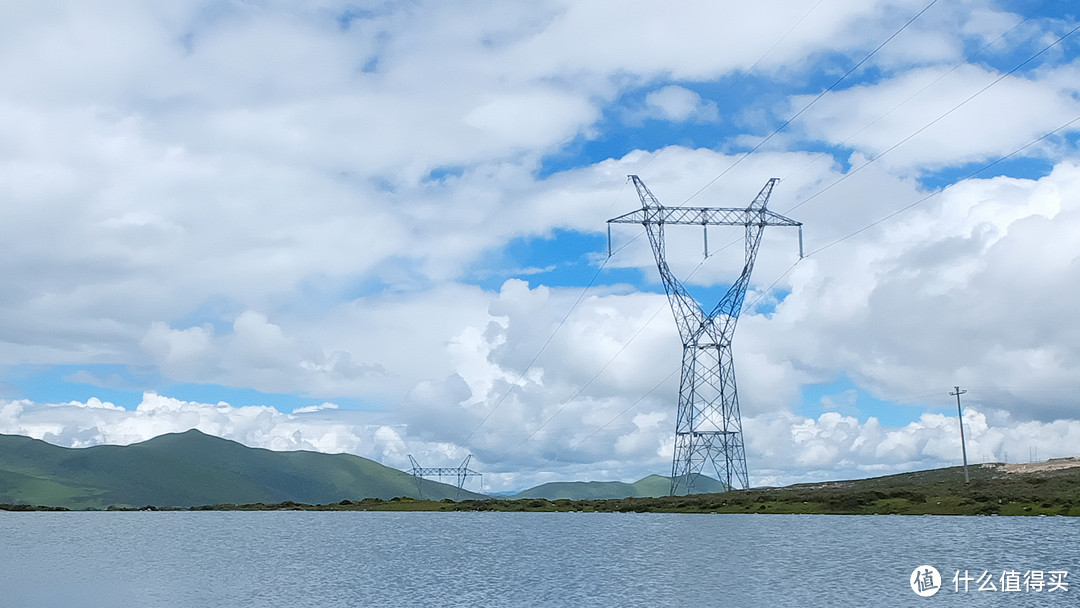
[951,386,970,483]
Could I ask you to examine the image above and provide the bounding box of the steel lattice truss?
[408,455,481,499]
[609,175,801,495]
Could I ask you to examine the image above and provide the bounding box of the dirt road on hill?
[993,456,1080,474]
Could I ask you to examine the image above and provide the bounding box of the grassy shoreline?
[4,462,1079,515]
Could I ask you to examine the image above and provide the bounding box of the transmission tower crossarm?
[406,454,482,499]
[608,206,800,228]
[411,465,481,476]
[608,174,799,228]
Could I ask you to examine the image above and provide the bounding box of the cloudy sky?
[2,0,1080,492]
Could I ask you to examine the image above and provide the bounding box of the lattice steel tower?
[608,175,801,495]
[408,454,482,499]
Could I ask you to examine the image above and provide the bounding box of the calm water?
[1,511,1076,607]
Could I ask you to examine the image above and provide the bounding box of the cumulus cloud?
[1,0,1078,491]
[746,162,1080,421]
[643,86,718,123]
[0,392,388,458]
[790,63,1080,171]
[747,407,1080,486]
[3,392,1077,490]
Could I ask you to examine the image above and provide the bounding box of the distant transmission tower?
[407,455,482,499]
[608,175,802,495]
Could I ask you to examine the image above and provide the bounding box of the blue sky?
[2,0,1080,490]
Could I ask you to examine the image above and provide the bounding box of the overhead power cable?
[627,0,827,179]
[805,112,1080,257]
[733,0,829,87]
[561,251,807,452]
[520,257,709,444]
[554,76,1080,456]
[461,257,608,444]
[466,11,1078,458]
[546,106,1080,454]
[461,230,647,444]
[568,365,679,451]
[779,13,1032,185]
[784,18,1080,215]
[682,0,941,204]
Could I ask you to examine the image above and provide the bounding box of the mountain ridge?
[0,429,485,508]
[2,430,735,508]
[512,473,729,499]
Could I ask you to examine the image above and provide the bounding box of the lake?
[1,512,1076,606]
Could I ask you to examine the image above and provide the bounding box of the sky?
[2,0,1080,492]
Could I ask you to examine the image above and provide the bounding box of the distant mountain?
[0,430,485,509]
[513,474,729,500]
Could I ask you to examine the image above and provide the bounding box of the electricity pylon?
[407,454,482,499]
[608,175,801,495]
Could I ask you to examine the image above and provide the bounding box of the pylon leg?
[669,341,749,495]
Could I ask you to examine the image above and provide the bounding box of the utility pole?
[950,386,970,483]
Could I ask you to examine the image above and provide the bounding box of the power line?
[784,18,1080,216]
[561,250,807,453]
[805,112,1080,256]
[460,215,651,445]
[525,99,1080,462]
[617,2,829,185]
[556,97,1080,458]
[478,2,940,452]
[520,257,710,445]
[461,254,612,444]
[742,258,803,313]
[735,0,829,84]
[464,12,1080,466]
[568,365,679,451]
[683,0,940,204]
[779,13,1032,186]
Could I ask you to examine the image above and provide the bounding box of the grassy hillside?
[514,480,640,500]
[85,460,1076,515]
[474,462,1080,515]
[513,473,729,500]
[0,430,485,508]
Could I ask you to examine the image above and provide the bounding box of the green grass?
[0,430,485,509]
[75,462,1071,516]
[511,473,728,500]
[4,430,1078,516]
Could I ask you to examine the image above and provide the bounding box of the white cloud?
[291,403,339,414]
[3,393,1078,491]
[0,392,379,456]
[503,0,948,80]
[748,162,1080,421]
[747,407,1080,486]
[791,63,1080,171]
[1,0,1078,492]
[643,86,718,123]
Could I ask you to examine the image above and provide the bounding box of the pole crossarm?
[408,454,482,499]
[606,175,802,496]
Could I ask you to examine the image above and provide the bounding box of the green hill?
[514,480,639,500]
[513,473,729,500]
[0,430,485,509]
